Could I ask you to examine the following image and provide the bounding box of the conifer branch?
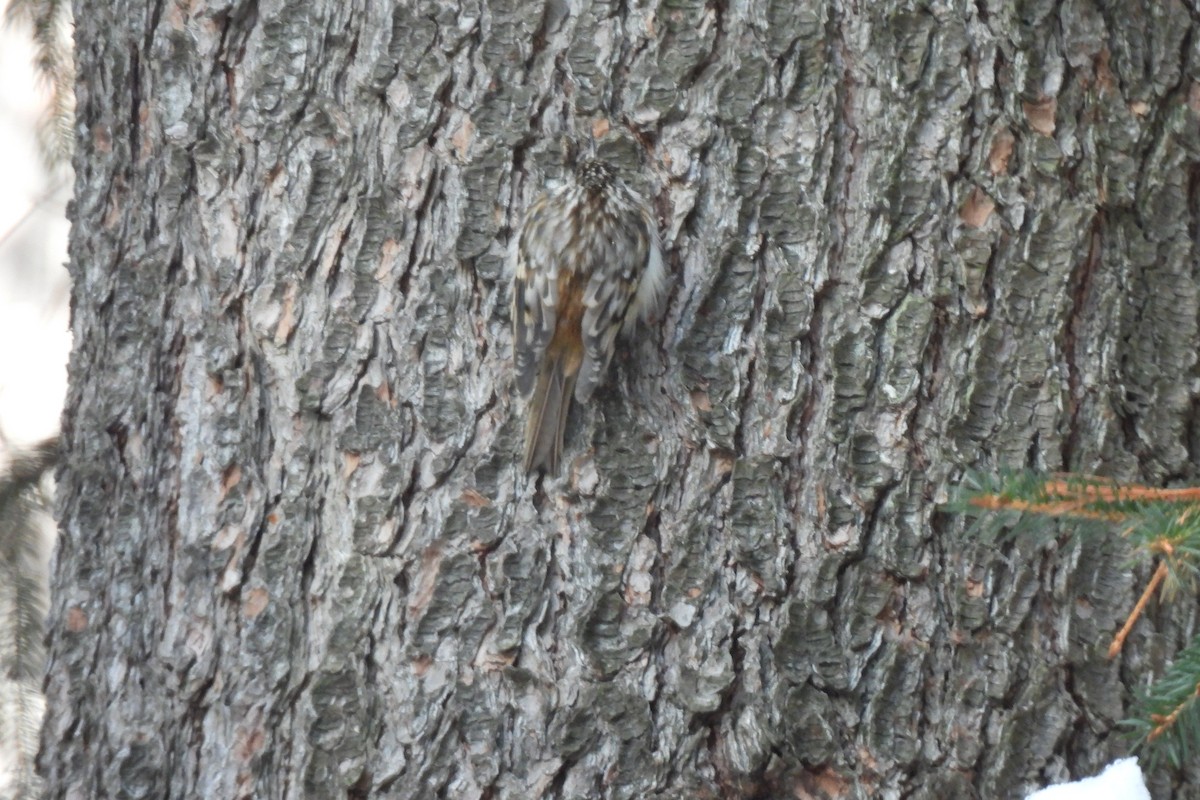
[955,470,1200,770]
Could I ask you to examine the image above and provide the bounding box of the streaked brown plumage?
[511,159,665,474]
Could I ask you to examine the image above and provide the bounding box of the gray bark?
[44,0,1200,798]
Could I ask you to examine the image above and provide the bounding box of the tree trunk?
[44,0,1200,797]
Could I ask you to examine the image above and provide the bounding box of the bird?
[511,158,666,474]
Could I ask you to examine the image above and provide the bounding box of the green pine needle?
[1124,633,1200,771]
[953,470,1200,772]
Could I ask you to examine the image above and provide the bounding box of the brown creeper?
[511,158,666,474]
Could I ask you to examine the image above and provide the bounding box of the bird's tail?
[523,357,577,475]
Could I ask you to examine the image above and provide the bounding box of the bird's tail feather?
[523,358,577,475]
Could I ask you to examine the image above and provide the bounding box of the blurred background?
[0,7,70,795]
[0,9,71,449]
